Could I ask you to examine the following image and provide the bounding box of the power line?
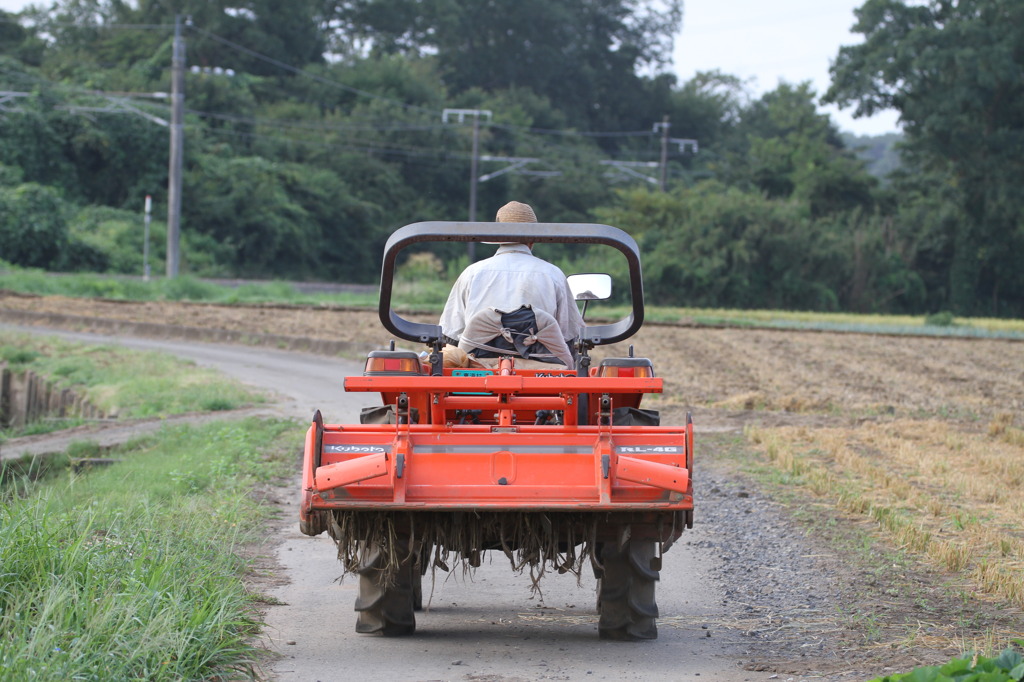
[189,25,439,117]
[6,15,696,190]
[0,16,172,30]
[184,108,449,133]
[490,123,654,139]
[197,125,465,166]
[186,26,676,142]
[5,13,690,144]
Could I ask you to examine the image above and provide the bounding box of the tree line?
[0,0,1021,317]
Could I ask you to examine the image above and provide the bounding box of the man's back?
[439,243,583,342]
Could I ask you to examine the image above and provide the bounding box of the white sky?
[673,0,900,136]
[1,0,900,136]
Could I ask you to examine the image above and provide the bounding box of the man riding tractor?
[439,201,583,370]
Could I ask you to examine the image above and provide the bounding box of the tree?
[825,0,1024,316]
[324,0,684,131]
[594,183,847,310]
[0,61,169,209]
[181,153,383,280]
[725,82,877,218]
[0,10,45,64]
[0,182,69,269]
[28,0,325,77]
[668,70,746,151]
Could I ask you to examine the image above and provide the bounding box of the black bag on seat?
[469,307,560,364]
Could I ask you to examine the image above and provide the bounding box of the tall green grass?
[0,418,295,681]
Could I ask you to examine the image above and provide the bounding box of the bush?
[870,645,1024,681]
[925,311,956,327]
[397,252,445,281]
[64,205,165,275]
[595,183,845,311]
[0,183,69,269]
[0,346,40,366]
[161,275,224,301]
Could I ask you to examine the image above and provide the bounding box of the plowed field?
[6,291,1021,422]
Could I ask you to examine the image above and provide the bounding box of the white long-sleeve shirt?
[439,243,585,343]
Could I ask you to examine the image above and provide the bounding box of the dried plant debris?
[329,510,611,590]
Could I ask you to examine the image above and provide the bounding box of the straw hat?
[484,201,537,244]
[496,201,537,223]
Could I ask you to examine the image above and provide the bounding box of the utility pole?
[143,195,152,281]
[469,113,481,225]
[442,108,492,261]
[467,111,481,263]
[655,116,670,192]
[652,117,699,191]
[166,14,185,278]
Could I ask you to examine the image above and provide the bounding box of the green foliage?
[0,164,24,184]
[0,182,69,268]
[0,59,168,207]
[0,345,40,366]
[63,439,102,459]
[182,153,383,281]
[595,181,930,313]
[821,207,927,313]
[596,183,839,310]
[869,645,1024,681]
[827,0,1024,316]
[333,0,683,131]
[925,311,956,327]
[160,275,224,301]
[397,251,444,281]
[726,82,878,218]
[64,204,166,275]
[0,418,296,681]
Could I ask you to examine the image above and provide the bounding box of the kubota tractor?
[299,221,693,640]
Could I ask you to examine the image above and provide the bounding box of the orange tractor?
[299,221,693,640]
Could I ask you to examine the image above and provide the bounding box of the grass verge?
[0,331,266,441]
[0,417,296,680]
[0,267,373,307]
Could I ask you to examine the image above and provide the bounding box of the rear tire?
[354,540,416,636]
[597,540,659,640]
[413,569,423,612]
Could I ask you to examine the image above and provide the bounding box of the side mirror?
[568,273,612,301]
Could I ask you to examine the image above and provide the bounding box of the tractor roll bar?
[379,221,645,347]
